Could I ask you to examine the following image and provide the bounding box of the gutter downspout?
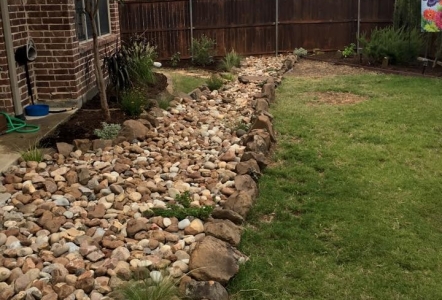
[357,0,361,54]
[1,1,24,119]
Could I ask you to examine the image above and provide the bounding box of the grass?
[115,271,180,300]
[170,73,206,94]
[228,73,442,299]
[219,49,242,71]
[19,142,43,162]
[206,74,224,91]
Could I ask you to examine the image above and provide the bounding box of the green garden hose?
[0,112,40,134]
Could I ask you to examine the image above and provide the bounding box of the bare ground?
[284,59,373,105]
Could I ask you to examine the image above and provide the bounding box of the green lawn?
[228,73,442,299]
[170,73,206,94]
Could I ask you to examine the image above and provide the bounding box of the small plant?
[147,206,214,221]
[115,270,180,300]
[219,49,241,71]
[157,94,173,110]
[170,52,181,67]
[206,74,223,91]
[175,191,191,208]
[191,35,216,66]
[342,43,356,58]
[94,122,121,140]
[20,144,43,162]
[121,89,146,117]
[143,191,214,221]
[123,35,158,85]
[235,120,250,132]
[293,47,308,57]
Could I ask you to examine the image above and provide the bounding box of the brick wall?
[0,0,120,113]
[0,0,36,113]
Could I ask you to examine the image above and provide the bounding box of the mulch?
[307,52,442,78]
[39,73,168,148]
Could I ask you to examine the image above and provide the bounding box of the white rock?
[150,270,162,283]
[178,219,191,230]
[163,218,172,227]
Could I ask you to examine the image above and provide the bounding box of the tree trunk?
[85,0,110,121]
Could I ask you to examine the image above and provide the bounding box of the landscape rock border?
[0,54,297,300]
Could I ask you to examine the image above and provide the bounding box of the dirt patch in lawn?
[306,91,367,106]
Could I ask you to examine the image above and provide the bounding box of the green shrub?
[293,47,308,57]
[94,122,121,139]
[359,26,423,65]
[191,35,216,66]
[104,48,131,97]
[123,35,158,85]
[121,89,146,117]
[170,52,181,67]
[206,74,223,91]
[219,49,241,71]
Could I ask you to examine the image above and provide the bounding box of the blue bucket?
[25,104,49,116]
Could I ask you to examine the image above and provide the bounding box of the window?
[75,0,111,41]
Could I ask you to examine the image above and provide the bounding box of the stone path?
[0,55,296,300]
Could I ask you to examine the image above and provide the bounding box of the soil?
[306,52,442,78]
[39,73,168,148]
[160,58,222,72]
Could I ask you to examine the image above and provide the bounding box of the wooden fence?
[119,0,395,60]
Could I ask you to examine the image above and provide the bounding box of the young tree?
[83,0,114,121]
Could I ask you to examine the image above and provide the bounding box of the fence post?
[276,0,279,56]
[189,0,194,59]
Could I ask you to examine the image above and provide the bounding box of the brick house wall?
[0,0,120,114]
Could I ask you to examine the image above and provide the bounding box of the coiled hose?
[0,112,40,134]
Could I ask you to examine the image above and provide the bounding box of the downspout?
[357,0,361,54]
[1,1,24,119]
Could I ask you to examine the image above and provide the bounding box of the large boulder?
[262,82,275,103]
[240,151,270,170]
[249,114,276,142]
[211,208,244,225]
[223,191,254,218]
[189,236,245,285]
[235,159,260,176]
[204,219,242,246]
[115,120,151,143]
[234,175,258,198]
